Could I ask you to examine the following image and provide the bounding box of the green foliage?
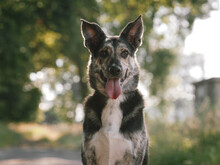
[0,123,82,149]
[0,0,99,121]
[0,0,215,121]
[0,123,23,147]
[149,119,220,165]
[0,83,41,121]
[56,133,82,149]
[0,0,43,121]
[99,0,214,106]
[149,120,189,165]
[191,133,220,164]
[147,49,176,96]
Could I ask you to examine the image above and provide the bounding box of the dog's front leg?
[133,136,148,165]
[83,146,97,165]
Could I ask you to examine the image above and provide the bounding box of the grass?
[190,133,220,165]
[148,119,220,165]
[0,122,82,149]
[0,123,23,147]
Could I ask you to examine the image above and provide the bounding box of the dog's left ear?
[120,16,144,49]
[81,19,106,53]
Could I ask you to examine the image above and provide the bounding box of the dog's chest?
[89,98,133,165]
[101,99,122,132]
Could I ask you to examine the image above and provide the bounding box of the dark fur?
[81,16,149,165]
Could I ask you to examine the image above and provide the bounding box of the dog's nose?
[109,65,122,76]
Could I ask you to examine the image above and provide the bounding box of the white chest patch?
[89,95,133,165]
[101,97,122,132]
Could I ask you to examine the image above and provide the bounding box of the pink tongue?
[105,79,122,99]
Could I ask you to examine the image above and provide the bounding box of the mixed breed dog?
[80,16,149,165]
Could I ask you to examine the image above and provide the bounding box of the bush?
[0,87,41,122]
[148,119,220,165]
[0,123,23,147]
[189,132,220,165]
[149,120,190,165]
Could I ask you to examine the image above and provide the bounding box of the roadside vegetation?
[1,120,220,165]
[0,122,82,150]
[149,119,220,165]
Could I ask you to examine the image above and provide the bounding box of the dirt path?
[0,147,81,165]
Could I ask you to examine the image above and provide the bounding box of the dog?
[80,16,149,165]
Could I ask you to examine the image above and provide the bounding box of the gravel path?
[0,147,81,165]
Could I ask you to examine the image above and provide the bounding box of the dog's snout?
[109,65,122,76]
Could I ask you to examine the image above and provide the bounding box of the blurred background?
[0,0,220,164]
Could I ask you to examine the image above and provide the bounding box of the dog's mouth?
[100,69,128,99]
[105,78,121,99]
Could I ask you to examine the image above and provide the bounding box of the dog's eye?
[100,50,108,58]
[121,50,129,58]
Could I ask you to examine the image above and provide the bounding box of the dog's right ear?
[81,19,106,53]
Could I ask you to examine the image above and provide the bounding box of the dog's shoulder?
[121,89,144,114]
[120,89,145,133]
[83,92,107,140]
[84,91,107,112]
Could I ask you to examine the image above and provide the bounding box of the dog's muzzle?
[99,65,128,100]
[108,65,122,77]
[100,64,122,99]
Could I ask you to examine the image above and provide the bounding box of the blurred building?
[194,78,220,110]
[193,78,220,132]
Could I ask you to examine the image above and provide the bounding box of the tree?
[0,0,216,121]
[0,0,99,121]
[98,0,216,105]
[0,0,41,121]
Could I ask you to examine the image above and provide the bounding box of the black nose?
[109,65,122,76]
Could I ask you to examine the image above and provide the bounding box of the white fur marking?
[89,95,133,165]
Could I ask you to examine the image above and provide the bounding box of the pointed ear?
[120,16,144,49]
[81,19,106,53]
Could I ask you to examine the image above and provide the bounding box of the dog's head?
[81,16,144,99]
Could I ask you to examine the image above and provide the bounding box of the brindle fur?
[81,16,149,165]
